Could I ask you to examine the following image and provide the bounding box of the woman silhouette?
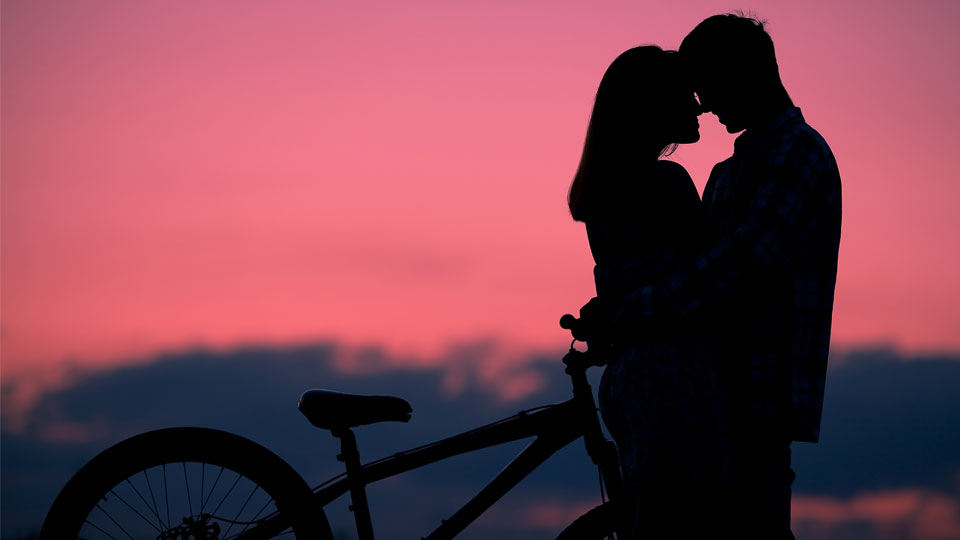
[569,46,731,538]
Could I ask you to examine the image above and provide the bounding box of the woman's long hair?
[568,46,680,222]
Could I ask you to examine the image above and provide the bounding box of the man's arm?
[618,129,841,322]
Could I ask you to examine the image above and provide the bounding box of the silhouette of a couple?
[569,14,841,539]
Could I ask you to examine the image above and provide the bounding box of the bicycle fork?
[565,347,629,539]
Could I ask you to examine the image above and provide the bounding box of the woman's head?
[568,46,701,222]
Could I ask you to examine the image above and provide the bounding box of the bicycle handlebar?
[559,313,593,343]
[559,313,606,370]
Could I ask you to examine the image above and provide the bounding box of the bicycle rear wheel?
[39,427,332,540]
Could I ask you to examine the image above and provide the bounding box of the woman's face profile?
[661,83,702,145]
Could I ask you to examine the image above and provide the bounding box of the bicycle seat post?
[332,427,376,540]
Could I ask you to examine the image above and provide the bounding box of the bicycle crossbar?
[310,399,582,507]
[245,390,610,540]
[422,431,580,540]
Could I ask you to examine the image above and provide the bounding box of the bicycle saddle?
[298,389,412,430]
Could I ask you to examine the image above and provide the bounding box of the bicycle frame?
[242,350,623,540]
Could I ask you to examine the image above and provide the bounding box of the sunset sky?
[3,2,960,538]
[3,0,960,394]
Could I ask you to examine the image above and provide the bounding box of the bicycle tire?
[554,501,618,540]
[39,427,333,540]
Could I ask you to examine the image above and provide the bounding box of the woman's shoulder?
[650,159,693,181]
[649,160,699,201]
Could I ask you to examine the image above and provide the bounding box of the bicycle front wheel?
[39,427,332,540]
[555,501,618,540]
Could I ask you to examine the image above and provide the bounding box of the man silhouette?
[582,13,841,539]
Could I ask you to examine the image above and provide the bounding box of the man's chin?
[723,123,746,134]
[716,115,746,134]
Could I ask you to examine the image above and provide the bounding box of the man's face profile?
[690,58,749,134]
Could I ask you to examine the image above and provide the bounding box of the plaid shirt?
[629,107,841,442]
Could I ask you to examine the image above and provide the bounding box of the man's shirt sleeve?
[631,128,841,318]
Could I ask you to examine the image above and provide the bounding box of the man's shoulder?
[790,120,832,153]
[770,120,838,175]
[782,122,833,156]
[768,120,843,207]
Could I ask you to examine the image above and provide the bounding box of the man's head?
[679,13,790,133]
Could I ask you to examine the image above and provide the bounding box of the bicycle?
[38,315,628,539]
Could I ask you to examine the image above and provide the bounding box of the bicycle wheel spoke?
[94,503,136,540]
[225,528,295,540]
[210,471,243,516]
[141,469,166,530]
[163,464,171,527]
[202,465,226,512]
[124,477,164,531]
[249,496,277,525]
[200,462,206,514]
[221,484,260,539]
[234,495,278,537]
[183,461,194,516]
[108,488,162,533]
[84,517,121,540]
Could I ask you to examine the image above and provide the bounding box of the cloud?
[793,348,960,496]
[0,340,590,539]
[793,489,960,540]
[35,419,110,445]
[329,339,553,402]
[2,343,959,539]
[520,499,600,530]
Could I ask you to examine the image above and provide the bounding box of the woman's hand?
[577,296,619,346]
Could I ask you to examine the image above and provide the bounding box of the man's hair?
[679,12,779,80]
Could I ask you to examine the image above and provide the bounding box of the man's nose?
[692,96,705,115]
[693,92,709,114]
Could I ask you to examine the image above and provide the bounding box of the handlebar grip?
[559,313,578,330]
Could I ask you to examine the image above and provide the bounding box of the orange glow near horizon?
[3,0,960,385]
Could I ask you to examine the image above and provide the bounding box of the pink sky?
[3,0,960,384]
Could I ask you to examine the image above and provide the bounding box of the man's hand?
[576,288,657,346]
[577,296,618,345]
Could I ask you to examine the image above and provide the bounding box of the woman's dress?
[588,163,732,493]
